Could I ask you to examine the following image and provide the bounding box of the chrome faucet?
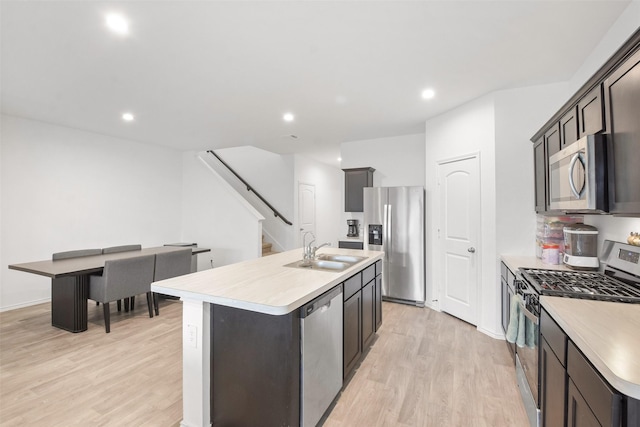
[302,232,316,263]
[311,242,332,259]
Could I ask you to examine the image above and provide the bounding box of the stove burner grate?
[520,268,640,303]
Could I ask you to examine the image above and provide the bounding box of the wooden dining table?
[8,246,210,333]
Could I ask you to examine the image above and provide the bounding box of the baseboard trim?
[477,326,505,340]
[0,297,50,313]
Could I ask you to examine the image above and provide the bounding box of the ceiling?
[0,1,631,165]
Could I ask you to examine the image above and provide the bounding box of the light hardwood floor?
[0,300,528,426]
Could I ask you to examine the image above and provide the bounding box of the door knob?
[468,247,476,253]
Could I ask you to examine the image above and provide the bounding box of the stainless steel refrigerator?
[363,186,425,306]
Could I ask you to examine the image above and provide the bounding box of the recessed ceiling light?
[421,88,436,100]
[283,113,295,122]
[122,112,134,122]
[337,157,342,162]
[106,13,129,35]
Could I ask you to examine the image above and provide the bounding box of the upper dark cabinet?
[604,48,640,214]
[533,137,547,213]
[343,167,374,212]
[545,123,561,158]
[560,107,579,149]
[578,84,604,138]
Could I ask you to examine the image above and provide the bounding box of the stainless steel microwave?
[548,134,608,212]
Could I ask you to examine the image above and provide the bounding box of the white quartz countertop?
[501,255,572,274]
[151,247,383,315]
[541,296,640,399]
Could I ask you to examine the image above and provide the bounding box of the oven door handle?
[518,301,539,325]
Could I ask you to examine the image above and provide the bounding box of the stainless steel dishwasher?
[300,284,343,427]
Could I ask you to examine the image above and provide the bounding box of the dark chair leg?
[124,298,129,312]
[146,292,154,318]
[117,300,121,312]
[130,296,135,310]
[153,292,159,316]
[103,302,111,333]
[96,301,99,306]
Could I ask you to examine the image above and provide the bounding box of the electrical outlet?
[187,324,197,348]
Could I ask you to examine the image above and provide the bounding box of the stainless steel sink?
[316,254,366,264]
[284,254,366,272]
[285,259,351,272]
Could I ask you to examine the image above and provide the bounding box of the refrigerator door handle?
[383,204,389,259]
[386,204,392,257]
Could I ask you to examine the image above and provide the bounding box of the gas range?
[518,240,640,304]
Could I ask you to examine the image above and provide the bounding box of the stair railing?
[207,150,293,226]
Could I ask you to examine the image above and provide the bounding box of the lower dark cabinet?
[343,291,361,379]
[567,379,600,427]
[362,280,375,350]
[541,337,567,427]
[374,274,382,331]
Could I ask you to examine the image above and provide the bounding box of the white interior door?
[437,155,480,325]
[298,183,316,246]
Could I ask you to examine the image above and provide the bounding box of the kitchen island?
[152,247,384,427]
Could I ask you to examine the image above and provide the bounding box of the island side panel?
[211,304,301,426]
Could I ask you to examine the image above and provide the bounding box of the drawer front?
[338,241,363,250]
[541,309,567,367]
[343,272,362,301]
[362,264,375,285]
[375,260,382,277]
[567,342,621,427]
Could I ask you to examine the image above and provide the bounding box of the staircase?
[262,235,277,257]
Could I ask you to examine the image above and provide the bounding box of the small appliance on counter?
[347,219,359,237]
[563,223,599,269]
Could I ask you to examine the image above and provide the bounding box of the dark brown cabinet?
[361,279,375,349]
[540,338,567,427]
[343,167,374,212]
[560,107,579,149]
[343,290,361,379]
[533,137,547,213]
[343,261,381,380]
[338,240,364,250]
[578,84,604,138]
[500,262,516,361]
[567,379,601,427]
[604,47,640,214]
[545,122,561,158]
[375,274,382,331]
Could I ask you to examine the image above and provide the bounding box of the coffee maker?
[347,219,359,237]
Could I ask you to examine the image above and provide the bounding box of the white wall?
[201,147,294,252]
[294,155,343,248]
[181,151,262,268]
[339,133,426,238]
[494,82,570,259]
[340,134,426,187]
[1,115,183,310]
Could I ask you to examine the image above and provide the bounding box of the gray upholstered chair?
[89,254,155,333]
[52,248,102,260]
[102,244,142,254]
[152,249,192,315]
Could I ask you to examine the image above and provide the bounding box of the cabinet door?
[540,338,567,427]
[545,122,561,158]
[344,168,374,212]
[560,106,579,149]
[362,280,375,350]
[375,274,382,331]
[343,291,362,379]
[533,137,547,213]
[578,84,604,137]
[604,48,640,214]
[567,379,600,427]
[501,277,509,334]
